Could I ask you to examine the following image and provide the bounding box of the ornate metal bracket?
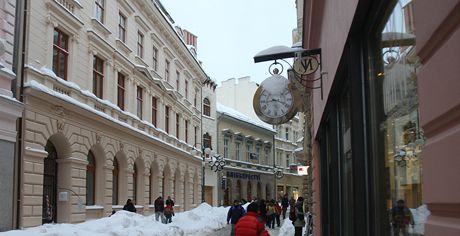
[254,46,324,100]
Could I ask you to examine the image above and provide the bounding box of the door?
[43,140,58,224]
[205,186,213,205]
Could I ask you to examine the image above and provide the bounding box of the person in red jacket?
[235,202,270,236]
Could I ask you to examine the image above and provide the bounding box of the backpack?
[267,206,275,216]
[289,207,297,221]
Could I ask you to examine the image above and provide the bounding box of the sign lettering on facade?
[226,171,261,181]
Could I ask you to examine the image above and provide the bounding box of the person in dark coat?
[292,197,305,236]
[234,202,270,236]
[227,200,246,236]
[154,196,165,223]
[258,199,267,224]
[390,199,414,236]
[164,204,174,224]
[281,194,289,219]
[123,199,136,213]
[166,196,175,208]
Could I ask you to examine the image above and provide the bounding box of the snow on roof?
[217,103,275,133]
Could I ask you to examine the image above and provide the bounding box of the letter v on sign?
[293,56,319,75]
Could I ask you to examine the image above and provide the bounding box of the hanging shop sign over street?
[293,56,319,75]
[297,166,310,175]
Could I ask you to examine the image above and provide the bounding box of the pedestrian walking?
[258,199,267,223]
[154,196,165,223]
[274,200,282,227]
[166,196,175,208]
[234,202,270,236]
[281,194,289,219]
[227,200,246,236]
[291,197,306,236]
[164,204,174,224]
[266,201,275,229]
[390,199,414,236]
[122,199,136,213]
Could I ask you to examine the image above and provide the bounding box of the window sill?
[91,18,111,37]
[86,205,104,210]
[135,56,149,67]
[115,39,133,54]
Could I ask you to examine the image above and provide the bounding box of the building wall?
[19,0,208,228]
[217,112,275,205]
[216,76,260,121]
[202,83,218,206]
[0,0,23,231]
[415,0,460,235]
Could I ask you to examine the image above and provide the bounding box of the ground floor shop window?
[370,0,427,234]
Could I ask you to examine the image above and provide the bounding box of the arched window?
[203,98,211,116]
[86,151,96,205]
[112,157,119,205]
[203,133,212,149]
[133,164,137,203]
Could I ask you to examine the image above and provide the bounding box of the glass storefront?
[372,0,428,235]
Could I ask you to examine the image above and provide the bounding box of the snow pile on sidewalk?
[409,204,431,235]
[0,203,229,236]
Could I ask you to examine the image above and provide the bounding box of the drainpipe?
[12,0,28,229]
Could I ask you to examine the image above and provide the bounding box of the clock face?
[259,88,293,118]
[253,74,299,125]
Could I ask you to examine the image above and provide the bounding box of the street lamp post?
[191,146,226,204]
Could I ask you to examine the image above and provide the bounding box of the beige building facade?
[216,103,276,205]
[18,0,208,228]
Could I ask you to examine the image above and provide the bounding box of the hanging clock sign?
[293,56,319,75]
[253,71,300,125]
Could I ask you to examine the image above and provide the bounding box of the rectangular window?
[194,126,198,146]
[286,154,290,167]
[176,113,180,138]
[151,97,157,126]
[285,128,289,140]
[224,138,229,159]
[185,80,189,99]
[117,73,125,110]
[92,56,104,98]
[185,120,189,143]
[265,149,270,165]
[235,143,241,161]
[194,91,197,107]
[246,144,252,162]
[256,147,261,164]
[137,31,144,58]
[137,86,143,118]
[118,12,126,42]
[152,46,158,71]
[165,106,170,133]
[95,0,104,23]
[52,28,69,80]
[165,59,170,82]
[176,71,180,91]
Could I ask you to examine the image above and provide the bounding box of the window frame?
[112,157,119,205]
[203,98,211,116]
[137,30,144,58]
[118,12,127,42]
[151,96,157,126]
[165,106,170,133]
[95,0,105,23]
[117,73,125,110]
[165,59,170,82]
[176,113,180,138]
[152,46,158,71]
[52,28,69,81]
[92,56,104,99]
[137,86,143,118]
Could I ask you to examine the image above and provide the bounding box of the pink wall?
[415,0,460,235]
[303,1,359,235]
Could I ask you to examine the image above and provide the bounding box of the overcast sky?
[161,0,298,85]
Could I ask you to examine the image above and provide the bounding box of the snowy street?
[0,203,293,236]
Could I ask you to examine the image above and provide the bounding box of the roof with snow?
[217,103,276,133]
